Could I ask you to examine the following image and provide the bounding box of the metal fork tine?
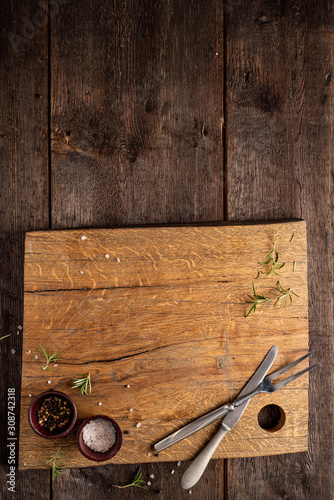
[273,363,319,391]
[266,352,314,382]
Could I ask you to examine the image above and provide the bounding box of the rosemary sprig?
[258,231,285,276]
[273,281,299,307]
[38,343,62,370]
[71,372,91,395]
[113,467,148,490]
[245,283,271,317]
[290,233,295,243]
[293,261,296,272]
[0,334,11,341]
[45,447,68,482]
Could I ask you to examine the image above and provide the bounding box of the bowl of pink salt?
[76,415,123,462]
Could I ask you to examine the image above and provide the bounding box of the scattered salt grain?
[189,490,192,494]
[29,455,32,458]
[171,469,175,475]
[47,380,52,384]
[24,463,26,466]
[35,355,38,359]
[29,394,32,397]
[177,461,181,467]
[17,331,20,335]
[105,254,110,259]
[11,349,15,354]
[147,452,151,457]
[82,418,116,453]
[147,481,151,486]
[18,325,23,330]
[80,271,84,274]
[116,258,120,263]
[54,364,58,367]
[126,384,130,388]
[136,422,141,428]
[28,350,31,354]
[150,474,154,479]
[98,402,102,406]
[81,235,87,240]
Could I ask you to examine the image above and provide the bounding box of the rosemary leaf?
[45,447,67,482]
[258,231,285,276]
[72,372,91,395]
[245,283,271,317]
[113,467,148,490]
[38,343,62,370]
[0,334,11,341]
[273,281,299,307]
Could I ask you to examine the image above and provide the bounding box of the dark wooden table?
[0,1,332,499]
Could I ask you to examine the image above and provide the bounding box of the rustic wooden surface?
[226,2,333,500]
[50,0,224,228]
[19,223,309,469]
[0,0,51,498]
[0,0,333,499]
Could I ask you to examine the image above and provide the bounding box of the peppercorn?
[37,396,72,432]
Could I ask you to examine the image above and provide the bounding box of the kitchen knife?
[155,345,278,453]
[181,344,278,489]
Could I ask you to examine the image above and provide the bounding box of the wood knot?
[145,98,158,113]
[256,15,271,24]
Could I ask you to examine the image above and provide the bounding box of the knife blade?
[154,345,278,453]
[219,344,278,431]
[181,344,279,489]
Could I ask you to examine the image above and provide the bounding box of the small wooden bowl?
[28,390,77,439]
[76,415,123,462]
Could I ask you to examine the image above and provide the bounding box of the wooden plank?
[50,2,225,496]
[53,460,225,500]
[19,222,309,470]
[19,390,309,467]
[226,1,333,498]
[0,0,50,497]
[24,223,306,292]
[50,0,224,229]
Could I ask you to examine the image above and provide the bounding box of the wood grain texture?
[19,222,309,470]
[226,1,333,499]
[50,0,224,229]
[0,0,50,498]
[24,224,306,292]
[52,460,225,500]
[49,1,226,497]
[1,0,331,498]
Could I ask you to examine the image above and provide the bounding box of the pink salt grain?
[82,419,116,453]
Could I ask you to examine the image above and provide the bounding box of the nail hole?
[257,404,285,432]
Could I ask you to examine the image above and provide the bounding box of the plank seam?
[223,0,228,223]
[48,0,52,231]
[48,11,54,498]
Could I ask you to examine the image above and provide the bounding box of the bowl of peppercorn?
[28,390,77,439]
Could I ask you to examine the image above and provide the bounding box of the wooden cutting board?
[19,221,309,470]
